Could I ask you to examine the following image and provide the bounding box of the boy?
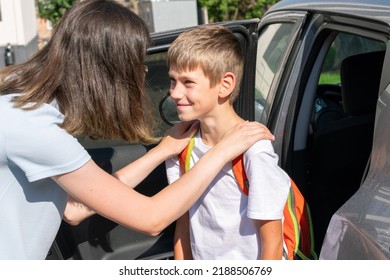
[165,25,290,260]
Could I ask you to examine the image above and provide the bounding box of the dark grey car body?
[49,0,390,260]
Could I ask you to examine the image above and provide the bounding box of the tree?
[197,0,281,22]
[36,0,79,28]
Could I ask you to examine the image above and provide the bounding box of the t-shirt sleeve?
[6,104,91,182]
[165,155,181,184]
[245,140,291,220]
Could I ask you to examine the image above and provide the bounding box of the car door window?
[313,32,386,132]
[255,23,297,123]
[144,52,172,137]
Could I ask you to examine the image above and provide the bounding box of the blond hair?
[167,25,244,103]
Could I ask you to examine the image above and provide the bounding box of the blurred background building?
[0,0,38,68]
[138,0,198,33]
[0,0,198,68]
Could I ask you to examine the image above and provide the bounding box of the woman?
[0,0,273,259]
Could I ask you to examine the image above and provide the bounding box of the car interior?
[308,50,384,250]
[293,31,386,254]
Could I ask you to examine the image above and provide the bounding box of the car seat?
[311,84,346,132]
[308,50,385,252]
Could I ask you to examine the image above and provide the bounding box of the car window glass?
[319,33,386,86]
[145,52,172,137]
[313,33,386,126]
[255,23,296,123]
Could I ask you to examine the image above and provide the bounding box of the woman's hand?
[63,196,96,226]
[157,121,199,158]
[216,121,274,161]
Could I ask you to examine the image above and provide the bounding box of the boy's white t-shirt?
[166,130,290,260]
[0,94,91,259]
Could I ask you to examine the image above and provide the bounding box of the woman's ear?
[219,72,236,98]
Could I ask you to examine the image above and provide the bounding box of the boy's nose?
[169,88,183,100]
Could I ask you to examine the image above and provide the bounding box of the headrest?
[340,51,384,115]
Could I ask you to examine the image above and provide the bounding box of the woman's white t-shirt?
[0,94,91,259]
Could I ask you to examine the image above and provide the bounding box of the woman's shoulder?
[0,94,23,124]
[0,94,65,142]
[1,94,63,121]
[0,93,17,105]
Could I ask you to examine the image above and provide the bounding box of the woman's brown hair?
[0,0,157,144]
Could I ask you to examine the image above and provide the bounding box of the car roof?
[267,0,390,25]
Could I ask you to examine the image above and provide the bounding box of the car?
[47,0,390,260]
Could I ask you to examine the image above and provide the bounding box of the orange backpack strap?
[178,135,317,260]
[231,156,317,260]
[283,179,317,260]
[232,155,249,195]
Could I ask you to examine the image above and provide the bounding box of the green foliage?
[319,72,340,85]
[197,0,280,22]
[36,0,79,27]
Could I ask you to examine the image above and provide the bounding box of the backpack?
[178,135,318,260]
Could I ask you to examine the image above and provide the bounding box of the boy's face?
[168,66,220,122]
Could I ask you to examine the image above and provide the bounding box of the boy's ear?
[219,72,236,98]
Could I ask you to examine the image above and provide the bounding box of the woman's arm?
[258,219,284,260]
[63,196,96,226]
[63,121,199,225]
[115,121,200,188]
[56,121,274,235]
[174,212,193,260]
